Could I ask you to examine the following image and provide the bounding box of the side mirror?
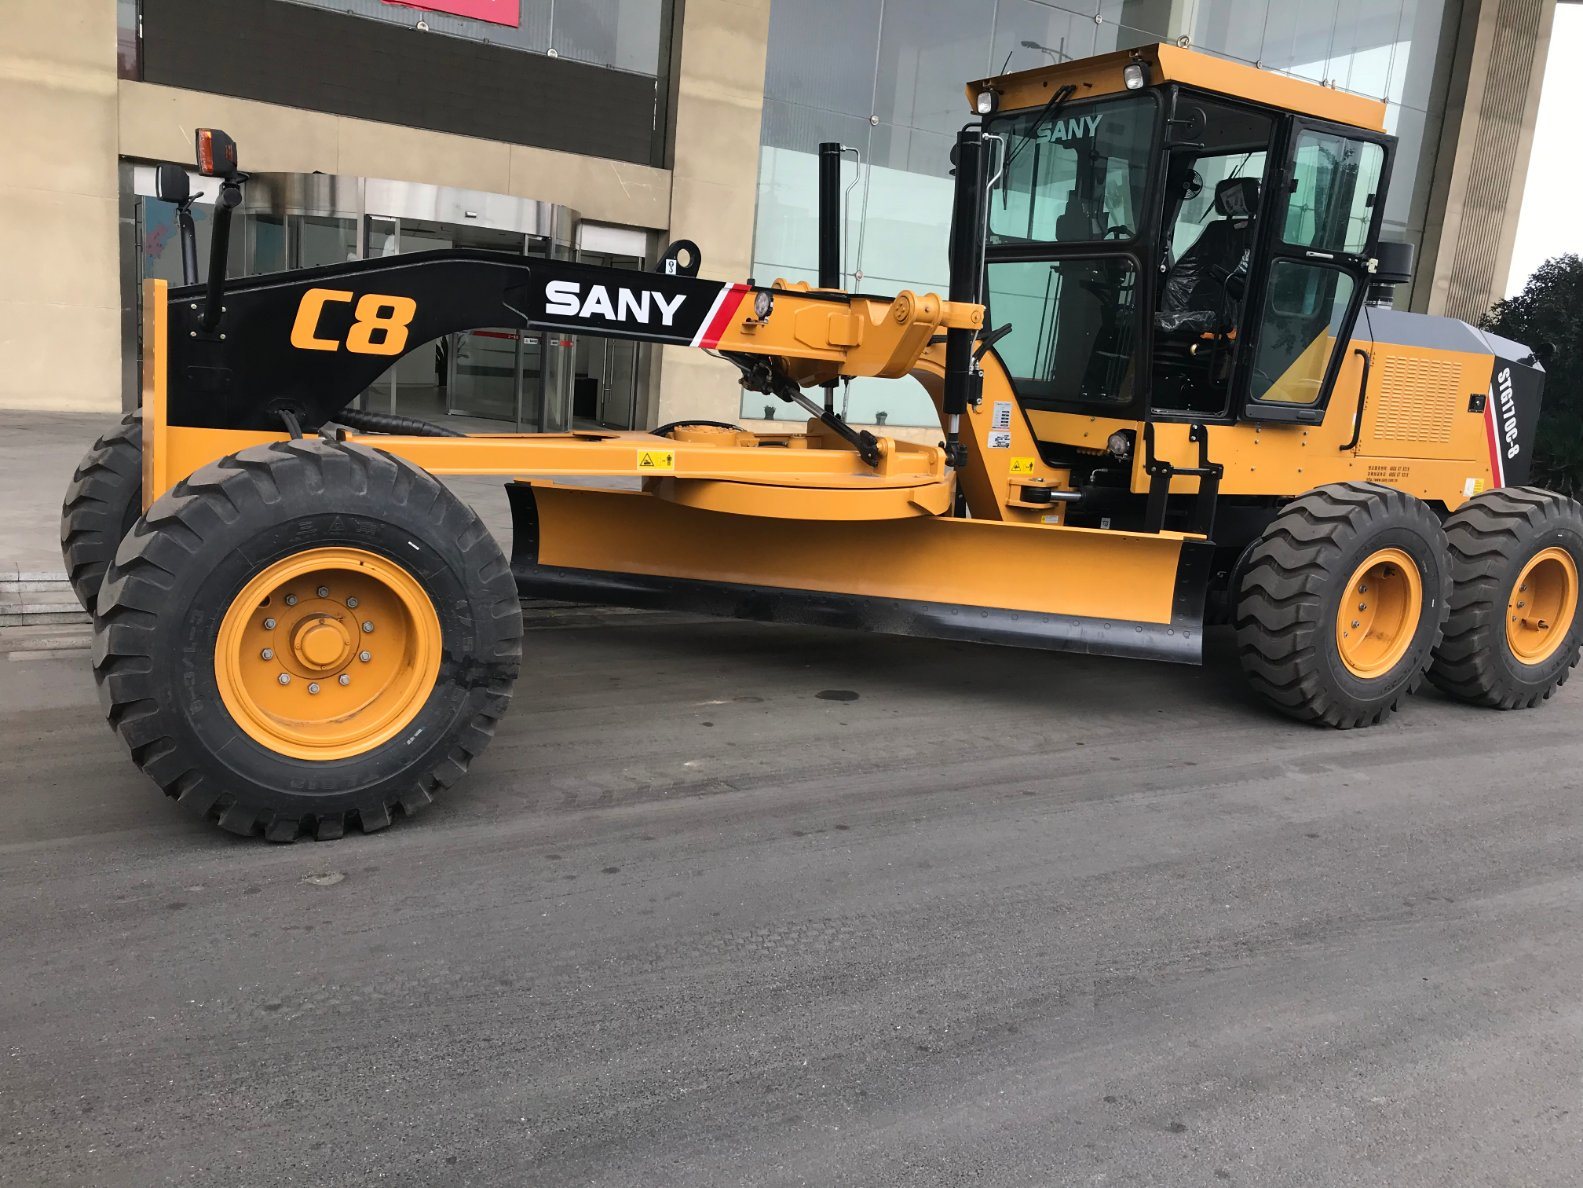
[194,127,239,178]
[154,162,190,204]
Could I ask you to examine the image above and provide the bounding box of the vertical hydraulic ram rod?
[817,141,844,414]
[943,125,988,498]
[817,142,843,289]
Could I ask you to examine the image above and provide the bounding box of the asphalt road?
[4,609,1582,1187]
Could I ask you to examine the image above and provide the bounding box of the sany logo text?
[544,281,687,326]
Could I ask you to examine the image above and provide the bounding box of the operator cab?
[974,46,1393,460]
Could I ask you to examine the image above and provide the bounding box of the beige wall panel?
[119,82,345,173]
[0,191,120,311]
[506,146,671,229]
[667,175,758,279]
[337,117,512,197]
[1,0,119,413]
[2,75,121,199]
[0,299,122,412]
[656,346,752,424]
[655,0,770,424]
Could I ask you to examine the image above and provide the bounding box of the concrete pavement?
[3,601,1582,1185]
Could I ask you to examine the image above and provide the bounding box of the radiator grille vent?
[1373,354,1463,443]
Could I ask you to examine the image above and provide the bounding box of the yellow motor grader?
[62,45,1581,840]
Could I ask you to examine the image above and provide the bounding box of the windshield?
[988,93,1158,245]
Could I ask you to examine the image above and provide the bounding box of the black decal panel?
[1489,355,1544,488]
[164,248,731,431]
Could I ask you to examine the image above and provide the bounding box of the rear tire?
[93,439,523,841]
[1235,482,1450,728]
[1429,486,1583,708]
[60,412,142,615]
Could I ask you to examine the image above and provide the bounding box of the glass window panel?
[1382,103,1441,231]
[551,0,664,74]
[1282,131,1384,253]
[752,107,875,278]
[1190,0,1268,65]
[759,96,875,155]
[986,257,1139,406]
[1098,0,1185,45]
[872,0,994,138]
[1250,260,1356,404]
[990,0,1103,78]
[988,94,1157,245]
[293,215,358,268]
[1389,0,1452,110]
[1258,3,1334,83]
[1166,149,1267,261]
[1327,0,1400,100]
[763,0,883,117]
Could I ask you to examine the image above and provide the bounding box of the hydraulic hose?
[332,408,468,438]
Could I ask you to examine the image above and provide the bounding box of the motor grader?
[63,44,1581,841]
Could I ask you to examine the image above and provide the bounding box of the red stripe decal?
[1483,392,1506,488]
[699,284,750,349]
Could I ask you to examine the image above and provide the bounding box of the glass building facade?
[750,0,1458,424]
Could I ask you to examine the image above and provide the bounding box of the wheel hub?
[1336,547,1422,680]
[292,616,353,671]
[214,547,442,761]
[1507,546,1578,665]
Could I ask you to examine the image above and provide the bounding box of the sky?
[1506,3,1583,296]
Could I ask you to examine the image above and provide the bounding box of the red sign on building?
[382,0,519,28]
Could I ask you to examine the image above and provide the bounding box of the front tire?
[61,412,143,615]
[1429,487,1583,708]
[1235,482,1450,728]
[93,439,523,841]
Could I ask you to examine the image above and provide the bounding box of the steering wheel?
[1103,225,1133,240]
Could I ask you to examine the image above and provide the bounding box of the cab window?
[989,94,1156,245]
[1283,130,1384,255]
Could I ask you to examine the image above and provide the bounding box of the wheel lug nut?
[346,596,359,609]
[284,594,298,607]
[1351,619,1361,628]
[338,673,351,686]
[362,621,375,633]
[1358,603,1367,611]
[260,648,274,660]
[308,682,321,695]
[278,673,291,686]
[358,650,372,662]
[263,617,277,630]
[316,586,330,598]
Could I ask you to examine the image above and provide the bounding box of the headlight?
[1123,62,1148,90]
[753,289,774,320]
[1107,430,1134,460]
[975,90,998,115]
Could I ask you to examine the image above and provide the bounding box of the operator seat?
[1156,177,1260,337]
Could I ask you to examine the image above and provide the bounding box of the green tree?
[1481,254,1583,496]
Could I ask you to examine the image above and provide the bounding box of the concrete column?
[653,0,770,426]
[0,2,122,412]
[1416,0,1557,321]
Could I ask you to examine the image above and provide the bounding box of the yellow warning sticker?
[1009,456,1035,475]
[636,449,676,472]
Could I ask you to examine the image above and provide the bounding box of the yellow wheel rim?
[1506,546,1578,665]
[1336,547,1422,680]
[214,547,442,761]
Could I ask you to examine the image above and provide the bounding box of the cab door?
[1238,117,1393,424]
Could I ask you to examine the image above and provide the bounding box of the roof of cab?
[965,43,1387,134]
